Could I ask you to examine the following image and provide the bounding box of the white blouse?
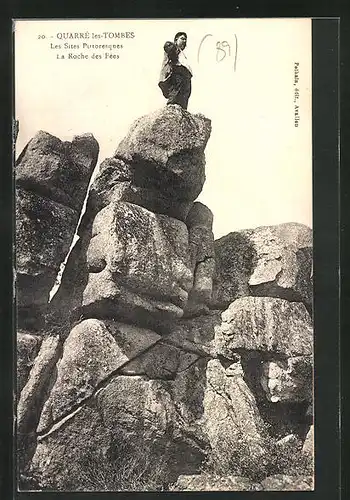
[178,50,193,75]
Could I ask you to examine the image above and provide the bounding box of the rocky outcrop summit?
[90,106,211,221]
[16,105,314,492]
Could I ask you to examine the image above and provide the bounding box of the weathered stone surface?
[203,358,267,474]
[302,425,314,457]
[172,474,262,491]
[15,130,98,329]
[213,223,313,310]
[260,474,313,490]
[31,400,118,491]
[14,119,19,143]
[17,335,62,473]
[37,319,161,433]
[114,106,211,202]
[164,313,220,357]
[276,433,301,448]
[16,188,79,327]
[185,203,215,315]
[16,131,99,211]
[167,357,209,424]
[82,201,193,328]
[216,297,313,358]
[120,342,199,379]
[90,157,193,221]
[260,356,313,402]
[17,332,42,397]
[16,188,78,278]
[17,335,61,434]
[31,368,210,490]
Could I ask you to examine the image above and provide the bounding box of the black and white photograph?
[14,18,315,492]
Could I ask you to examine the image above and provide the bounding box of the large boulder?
[216,297,313,358]
[16,188,79,329]
[213,223,313,311]
[37,319,161,434]
[30,360,211,491]
[89,105,210,220]
[81,201,193,329]
[89,107,211,222]
[203,358,267,474]
[89,157,193,222]
[16,189,79,279]
[15,131,98,330]
[215,297,313,411]
[16,131,99,211]
[115,106,211,200]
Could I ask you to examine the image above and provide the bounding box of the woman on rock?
[158,32,193,110]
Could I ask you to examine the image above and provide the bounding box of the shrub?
[202,427,313,483]
[70,440,170,491]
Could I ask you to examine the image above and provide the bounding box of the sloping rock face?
[37,320,162,433]
[213,223,313,311]
[17,335,62,471]
[17,332,42,396]
[16,131,99,330]
[31,360,211,490]
[16,109,313,492]
[203,358,267,473]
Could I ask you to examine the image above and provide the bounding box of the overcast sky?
[15,18,312,239]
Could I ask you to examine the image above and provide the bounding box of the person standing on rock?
[158,32,193,110]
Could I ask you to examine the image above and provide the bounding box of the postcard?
[14,18,314,492]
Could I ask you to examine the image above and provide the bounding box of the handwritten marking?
[198,33,238,71]
[233,34,238,71]
[197,33,213,63]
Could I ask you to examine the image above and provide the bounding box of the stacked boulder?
[16,106,314,492]
[19,106,216,490]
[16,131,99,331]
[15,131,99,471]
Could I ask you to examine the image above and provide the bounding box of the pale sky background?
[15,18,312,239]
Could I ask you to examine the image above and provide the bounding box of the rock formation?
[16,105,314,492]
[16,131,99,331]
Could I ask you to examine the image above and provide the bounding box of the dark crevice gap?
[48,157,101,303]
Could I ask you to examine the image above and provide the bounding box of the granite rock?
[213,223,313,310]
[16,131,99,211]
[37,319,161,433]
